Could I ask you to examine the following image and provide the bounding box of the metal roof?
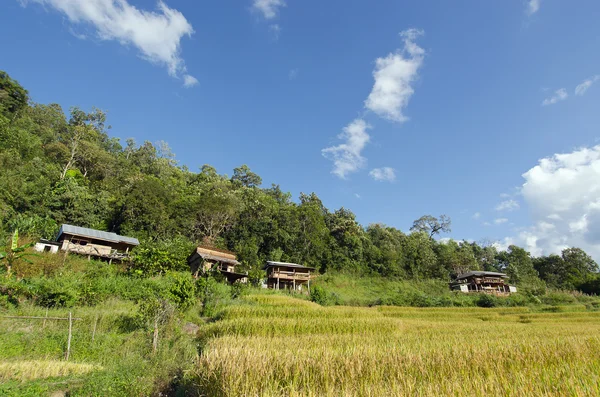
[57,224,140,246]
[456,271,508,280]
[264,261,315,270]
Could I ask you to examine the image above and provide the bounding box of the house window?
[43,245,52,252]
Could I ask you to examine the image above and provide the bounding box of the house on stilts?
[264,261,315,292]
[187,246,248,284]
[450,271,517,296]
[35,224,139,263]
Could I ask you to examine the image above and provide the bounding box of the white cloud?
[369,167,396,182]
[575,75,600,96]
[526,0,541,15]
[183,74,198,88]
[322,119,372,179]
[288,68,299,80]
[25,0,196,85]
[500,193,511,198]
[364,28,425,123]
[542,88,568,106]
[354,193,361,199]
[499,145,600,260]
[269,24,281,40]
[472,212,481,220]
[494,218,508,225]
[495,199,520,212]
[252,0,285,19]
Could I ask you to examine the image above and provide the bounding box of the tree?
[0,71,29,118]
[498,245,540,286]
[410,215,451,238]
[232,165,262,188]
[402,232,444,279]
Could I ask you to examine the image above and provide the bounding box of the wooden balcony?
[268,270,312,281]
[65,244,130,261]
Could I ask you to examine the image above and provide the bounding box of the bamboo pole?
[42,307,48,328]
[152,317,159,354]
[2,315,82,320]
[92,314,98,342]
[65,312,72,361]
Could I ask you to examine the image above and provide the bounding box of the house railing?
[268,270,311,280]
[65,244,130,260]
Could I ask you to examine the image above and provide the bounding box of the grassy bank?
[0,299,199,396]
[312,272,600,308]
[194,294,600,396]
[0,254,205,396]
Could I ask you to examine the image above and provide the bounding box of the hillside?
[1,70,600,295]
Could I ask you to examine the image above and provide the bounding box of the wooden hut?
[264,261,314,292]
[450,271,517,296]
[56,224,139,262]
[187,246,247,283]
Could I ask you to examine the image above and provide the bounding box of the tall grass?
[194,294,600,396]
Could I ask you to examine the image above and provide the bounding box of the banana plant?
[0,230,36,278]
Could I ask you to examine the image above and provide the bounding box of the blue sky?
[2,0,600,258]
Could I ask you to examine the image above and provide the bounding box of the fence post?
[152,317,159,354]
[65,312,73,361]
[92,314,98,342]
[42,308,48,328]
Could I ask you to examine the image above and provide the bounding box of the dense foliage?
[1,70,599,293]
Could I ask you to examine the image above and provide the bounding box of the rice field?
[0,360,101,382]
[195,294,600,396]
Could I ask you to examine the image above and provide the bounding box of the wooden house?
[188,246,247,284]
[264,261,314,292]
[56,224,139,262]
[450,271,517,296]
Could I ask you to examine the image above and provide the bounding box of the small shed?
[34,239,61,254]
[187,246,247,284]
[56,224,139,262]
[451,271,517,296]
[264,261,315,292]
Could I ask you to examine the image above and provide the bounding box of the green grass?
[0,299,199,396]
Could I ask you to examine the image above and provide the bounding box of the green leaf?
[11,229,18,251]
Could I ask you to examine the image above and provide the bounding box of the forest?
[1,70,599,295]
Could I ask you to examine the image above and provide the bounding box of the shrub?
[310,286,340,306]
[164,271,196,310]
[541,292,577,305]
[231,282,249,299]
[36,281,79,308]
[197,276,231,317]
[475,294,501,308]
[130,237,195,276]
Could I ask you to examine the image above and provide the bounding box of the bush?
[196,276,231,317]
[164,271,196,310]
[541,292,577,305]
[505,293,529,307]
[475,294,501,308]
[36,280,79,307]
[231,282,249,299]
[310,285,340,306]
[130,237,195,276]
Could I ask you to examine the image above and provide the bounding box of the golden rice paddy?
[195,295,600,396]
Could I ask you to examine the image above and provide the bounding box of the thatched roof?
[195,247,240,265]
